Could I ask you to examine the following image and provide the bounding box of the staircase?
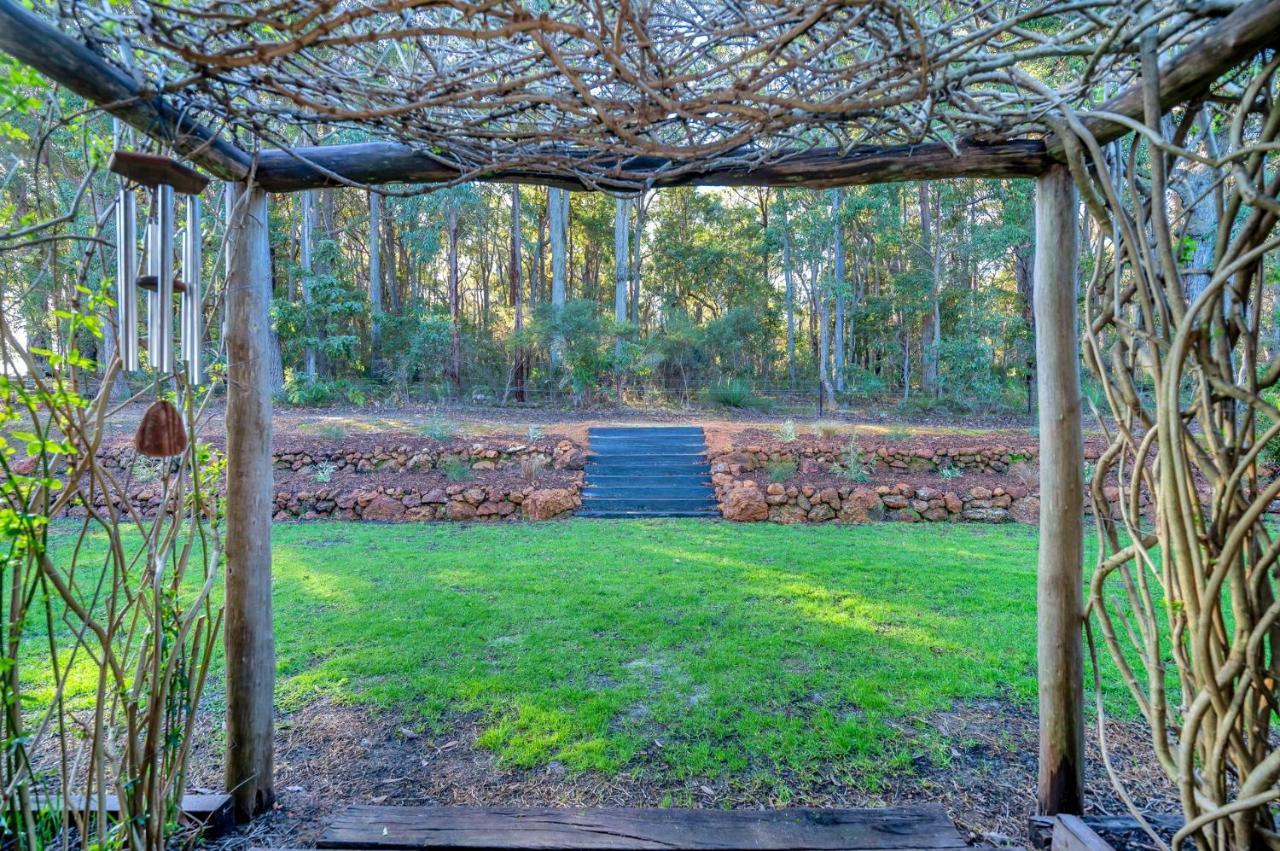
[579,426,719,518]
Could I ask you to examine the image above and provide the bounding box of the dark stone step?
[581,496,719,512]
[587,464,710,475]
[585,474,712,486]
[587,427,703,436]
[587,452,708,462]
[582,485,715,499]
[578,509,723,518]
[588,440,707,451]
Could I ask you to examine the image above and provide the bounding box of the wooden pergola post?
[223,182,276,820]
[1033,164,1084,816]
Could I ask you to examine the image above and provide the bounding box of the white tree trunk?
[299,191,317,379]
[368,190,383,367]
[549,187,567,371]
[614,195,631,360]
[831,189,846,394]
[779,197,796,388]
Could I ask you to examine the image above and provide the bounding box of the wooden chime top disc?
[109,151,209,196]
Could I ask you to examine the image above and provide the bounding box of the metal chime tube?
[182,196,203,384]
[115,187,139,371]
[147,185,175,374]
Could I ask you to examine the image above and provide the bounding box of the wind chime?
[110,151,210,458]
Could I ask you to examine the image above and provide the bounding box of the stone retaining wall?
[710,441,1038,476]
[94,438,587,475]
[272,481,584,522]
[718,479,1039,524]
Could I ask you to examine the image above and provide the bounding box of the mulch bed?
[736,467,1023,495]
[271,466,581,495]
[197,700,1177,851]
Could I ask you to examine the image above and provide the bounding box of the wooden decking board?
[317,804,969,850]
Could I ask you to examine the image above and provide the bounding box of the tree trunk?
[831,189,846,394]
[631,191,646,323]
[368,190,383,371]
[779,197,797,388]
[447,199,462,393]
[1033,164,1084,818]
[223,182,275,821]
[815,261,835,403]
[614,196,631,361]
[298,191,317,379]
[549,187,567,372]
[918,183,940,396]
[509,185,525,402]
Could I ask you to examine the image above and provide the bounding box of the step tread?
[316,803,966,850]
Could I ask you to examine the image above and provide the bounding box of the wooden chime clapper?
[110,150,210,458]
[110,150,209,383]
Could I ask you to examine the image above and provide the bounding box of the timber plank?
[1028,814,1179,850]
[317,804,968,850]
[67,793,234,838]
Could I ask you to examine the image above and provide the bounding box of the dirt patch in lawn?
[201,699,1176,850]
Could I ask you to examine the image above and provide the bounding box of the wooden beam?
[316,804,970,849]
[0,0,250,182]
[252,140,1052,193]
[1050,816,1114,851]
[223,182,275,820]
[1033,164,1085,817]
[1046,0,1280,156]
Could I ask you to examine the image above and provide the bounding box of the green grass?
[41,520,1132,798]
[269,521,1050,790]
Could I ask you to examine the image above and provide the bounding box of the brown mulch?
[736,466,1024,495]
[197,700,1177,851]
[271,466,582,495]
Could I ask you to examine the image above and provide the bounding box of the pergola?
[1,0,1278,839]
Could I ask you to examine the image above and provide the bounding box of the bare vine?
[1062,46,1280,851]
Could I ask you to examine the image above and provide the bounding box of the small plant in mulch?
[1009,461,1038,490]
[313,460,337,483]
[439,455,474,482]
[766,459,797,483]
[527,424,545,442]
[318,423,348,441]
[939,465,962,481]
[521,454,548,483]
[776,418,797,443]
[419,416,457,441]
[832,436,870,482]
[130,454,163,483]
[816,421,845,439]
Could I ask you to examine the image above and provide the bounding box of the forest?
[0,62,1042,415]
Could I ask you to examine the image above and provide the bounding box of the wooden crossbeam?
[252,139,1053,193]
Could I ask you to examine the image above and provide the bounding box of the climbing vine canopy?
[45,0,1248,185]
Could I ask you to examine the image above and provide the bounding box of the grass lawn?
[45,519,1126,800]
[269,520,1049,794]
